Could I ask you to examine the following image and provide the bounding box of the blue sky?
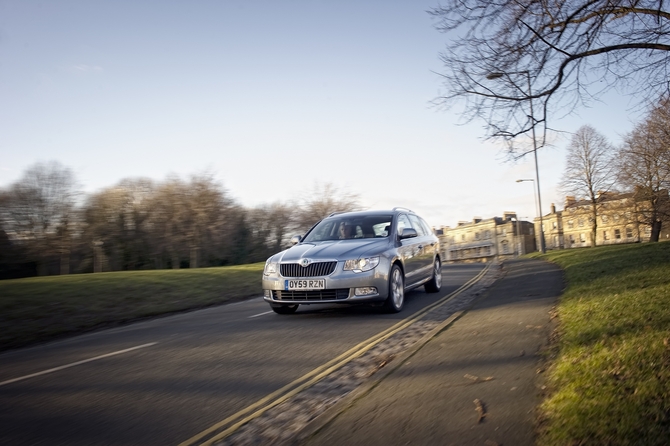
[0,0,641,227]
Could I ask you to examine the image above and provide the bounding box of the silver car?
[262,208,442,314]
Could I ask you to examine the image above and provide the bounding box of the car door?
[419,215,439,267]
[396,213,424,286]
[408,214,434,281]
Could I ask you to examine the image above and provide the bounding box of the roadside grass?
[534,242,670,445]
[0,263,264,352]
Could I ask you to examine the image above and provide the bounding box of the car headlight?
[343,256,380,273]
[264,261,278,275]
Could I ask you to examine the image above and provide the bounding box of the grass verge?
[534,242,670,445]
[0,263,264,352]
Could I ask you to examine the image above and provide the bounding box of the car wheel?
[383,264,405,313]
[424,258,442,293]
[270,304,299,314]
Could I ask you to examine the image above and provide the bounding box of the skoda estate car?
[262,208,442,314]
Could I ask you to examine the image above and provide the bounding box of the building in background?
[437,212,536,263]
[435,189,669,263]
[540,203,563,250]
[534,190,670,249]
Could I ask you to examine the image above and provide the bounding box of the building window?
[602,215,609,224]
[603,231,609,241]
[484,230,491,239]
[552,221,558,229]
[461,234,465,241]
[485,246,491,256]
[580,233,586,243]
[569,235,575,245]
[578,219,584,227]
[475,232,480,240]
[613,213,620,222]
[626,227,633,238]
[568,220,574,228]
[614,229,621,239]
[501,241,509,254]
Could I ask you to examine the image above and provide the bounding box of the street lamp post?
[487,70,546,253]
[517,179,545,253]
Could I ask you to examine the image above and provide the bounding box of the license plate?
[285,279,325,291]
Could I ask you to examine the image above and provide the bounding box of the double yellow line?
[179,264,491,446]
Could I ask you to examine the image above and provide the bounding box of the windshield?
[303,214,393,242]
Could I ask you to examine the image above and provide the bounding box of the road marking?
[228,297,264,307]
[0,342,158,387]
[180,265,491,446]
[248,311,273,318]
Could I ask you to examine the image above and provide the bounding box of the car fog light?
[354,287,377,296]
[263,290,272,298]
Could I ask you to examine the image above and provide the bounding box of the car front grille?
[273,289,350,301]
[280,261,337,278]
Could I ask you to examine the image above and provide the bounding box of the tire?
[383,264,405,313]
[424,258,442,293]
[270,303,299,314]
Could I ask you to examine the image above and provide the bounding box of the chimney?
[551,203,556,214]
[565,196,576,207]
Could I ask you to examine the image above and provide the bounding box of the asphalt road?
[0,263,484,446]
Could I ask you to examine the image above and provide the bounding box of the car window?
[372,222,391,237]
[419,217,434,236]
[303,214,393,242]
[396,214,412,237]
[408,215,427,236]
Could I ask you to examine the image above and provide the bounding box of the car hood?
[275,239,389,263]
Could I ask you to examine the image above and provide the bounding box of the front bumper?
[262,262,390,305]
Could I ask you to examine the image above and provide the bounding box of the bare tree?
[560,125,617,246]
[182,173,232,268]
[0,161,79,275]
[0,190,31,278]
[617,100,670,241]
[83,178,155,271]
[431,0,670,155]
[295,183,361,232]
[245,202,296,260]
[145,174,236,268]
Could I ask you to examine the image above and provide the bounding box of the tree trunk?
[60,250,70,275]
[650,220,662,242]
[590,203,598,248]
[190,245,199,268]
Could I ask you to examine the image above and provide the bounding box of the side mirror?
[290,235,302,246]
[399,228,418,240]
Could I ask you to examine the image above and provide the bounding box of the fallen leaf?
[474,398,486,423]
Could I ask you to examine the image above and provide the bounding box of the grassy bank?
[534,242,670,445]
[0,263,264,352]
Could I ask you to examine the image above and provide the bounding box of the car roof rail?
[392,207,413,213]
[328,211,347,217]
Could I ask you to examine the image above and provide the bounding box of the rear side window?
[419,217,434,236]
